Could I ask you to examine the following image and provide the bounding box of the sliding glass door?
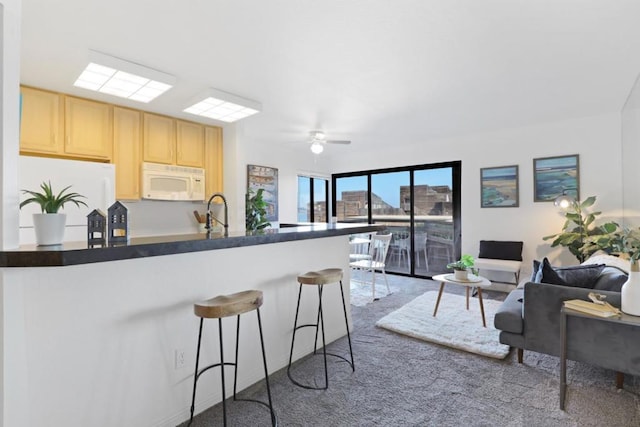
[413,168,456,276]
[371,171,411,275]
[333,162,460,278]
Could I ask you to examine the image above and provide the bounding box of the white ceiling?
[20,0,640,153]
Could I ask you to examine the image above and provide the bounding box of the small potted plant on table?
[20,181,87,245]
[447,254,477,281]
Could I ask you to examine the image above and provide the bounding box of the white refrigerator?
[19,156,116,245]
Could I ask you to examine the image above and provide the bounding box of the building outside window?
[333,162,461,278]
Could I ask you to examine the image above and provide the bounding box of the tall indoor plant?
[543,196,618,263]
[20,181,87,245]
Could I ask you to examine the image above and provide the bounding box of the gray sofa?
[494,259,638,380]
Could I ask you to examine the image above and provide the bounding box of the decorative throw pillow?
[530,259,541,282]
[537,257,606,289]
[478,240,523,261]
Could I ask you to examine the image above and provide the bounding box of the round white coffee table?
[432,273,492,327]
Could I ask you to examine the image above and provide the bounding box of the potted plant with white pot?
[20,181,87,245]
[607,227,640,315]
[447,254,477,281]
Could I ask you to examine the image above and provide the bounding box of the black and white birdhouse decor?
[87,209,106,246]
[107,201,129,245]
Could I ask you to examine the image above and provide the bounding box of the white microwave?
[141,162,205,201]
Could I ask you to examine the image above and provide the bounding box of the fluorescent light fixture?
[184,88,262,123]
[310,141,324,154]
[74,50,175,103]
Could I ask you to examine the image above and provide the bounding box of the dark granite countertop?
[0,223,382,267]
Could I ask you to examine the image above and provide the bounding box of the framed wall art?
[247,164,278,221]
[480,165,519,208]
[533,154,580,202]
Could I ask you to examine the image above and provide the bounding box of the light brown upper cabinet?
[64,96,113,160]
[143,113,176,165]
[20,86,224,201]
[20,86,64,155]
[176,120,205,168]
[113,107,142,200]
[204,126,224,196]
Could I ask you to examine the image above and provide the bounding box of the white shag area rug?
[376,291,510,359]
[350,279,397,306]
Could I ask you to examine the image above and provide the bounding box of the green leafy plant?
[20,181,87,213]
[245,188,271,232]
[447,254,476,273]
[543,196,619,263]
[595,227,640,263]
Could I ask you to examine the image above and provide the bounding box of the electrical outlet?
[174,348,186,370]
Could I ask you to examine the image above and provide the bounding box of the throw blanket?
[582,251,630,273]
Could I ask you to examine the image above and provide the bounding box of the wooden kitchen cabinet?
[143,113,176,165]
[19,86,64,155]
[20,86,224,202]
[113,107,142,200]
[204,125,223,196]
[64,96,113,160]
[176,120,204,168]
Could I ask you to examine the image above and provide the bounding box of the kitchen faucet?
[206,193,229,237]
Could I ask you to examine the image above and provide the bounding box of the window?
[333,161,461,278]
[298,175,328,223]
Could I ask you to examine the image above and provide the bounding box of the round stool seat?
[194,290,263,319]
[297,268,343,285]
[288,267,353,390]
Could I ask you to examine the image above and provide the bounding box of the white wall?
[368,112,621,276]
[4,236,351,427]
[622,71,640,227]
[1,2,25,427]
[229,122,335,227]
[243,112,623,280]
[0,0,21,250]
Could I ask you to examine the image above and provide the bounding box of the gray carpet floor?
[182,275,640,426]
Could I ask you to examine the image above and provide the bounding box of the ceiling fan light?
[310,141,324,154]
[311,131,326,140]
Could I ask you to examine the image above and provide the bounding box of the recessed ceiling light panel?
[184,89,262,123]
[73,50,176,103]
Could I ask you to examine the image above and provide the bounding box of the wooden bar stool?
[189,290,276,426]
[287,268,354,390]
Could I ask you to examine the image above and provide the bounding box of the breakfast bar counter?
[0,222,381,267]
[0,223,380,427]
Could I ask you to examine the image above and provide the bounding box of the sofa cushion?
[494,288,524,334]
[592,266,628,292]
[537,258,605,289]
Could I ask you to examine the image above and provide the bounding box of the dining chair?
[349,232,375,263]
[389,233,410,268]
[414,232,429,270]
[349,233,392,300]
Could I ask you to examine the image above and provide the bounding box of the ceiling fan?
[308,130,351,154]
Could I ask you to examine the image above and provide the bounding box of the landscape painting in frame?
[480,165,519,208]
[247,164,278,221]
[533,154,580,202]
